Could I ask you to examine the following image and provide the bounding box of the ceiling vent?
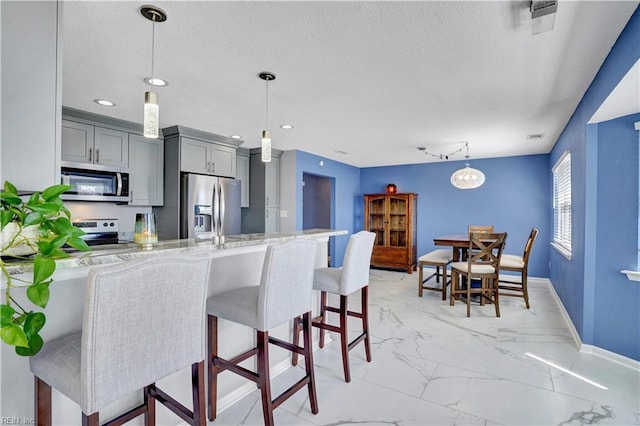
[530,1,557,35]
[527,133,545,141]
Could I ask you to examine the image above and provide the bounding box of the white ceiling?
[62,1,639,168]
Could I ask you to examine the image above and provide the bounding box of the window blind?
[552,151,571,256]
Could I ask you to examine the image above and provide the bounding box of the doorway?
[303,173,333,265]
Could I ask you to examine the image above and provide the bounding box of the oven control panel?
[72,219,119,233]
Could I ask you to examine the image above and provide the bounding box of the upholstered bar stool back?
[293,231,375,383]
[30,255,212,426]
[207,239,318,426]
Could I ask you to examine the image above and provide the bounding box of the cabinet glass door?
[389,196,407,247]
[368,197,385,246]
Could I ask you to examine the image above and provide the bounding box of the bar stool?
[417,249,453,299]
[207,239,318,426]
[293,231,375,383]
[29,255,212,426]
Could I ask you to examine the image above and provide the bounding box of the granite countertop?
[2,229,347,277]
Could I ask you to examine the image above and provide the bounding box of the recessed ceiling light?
[93,99,116,107]
[280,124,294,129]
[230,135,242,139]
[143,77,169,87]
[334,150,348,155]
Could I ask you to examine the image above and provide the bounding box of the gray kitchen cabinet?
[236,149,250,207]
[242,148,282,233]
[61,119,129,168]
[129,134,164,206]
[181,136,236,178]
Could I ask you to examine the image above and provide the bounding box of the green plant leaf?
[26,283,50,308]
[15,333,43,356]
[36,240,55,256]
[0,191,21,206]
[3,181,18,195]
[1,324,29,347]
[28,192,40,204]
[27,203,61,215]
[42,184,71,202]
[0,210,15,229]
[33,256,56,283]
[23,312,46,336]
[24,211,44,226]
[52,216,75,235]
[0,305,16,327]
[66,236,91,251]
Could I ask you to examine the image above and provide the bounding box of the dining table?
[433,234,472,262]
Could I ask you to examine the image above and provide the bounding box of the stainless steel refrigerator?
[180,174,241,243]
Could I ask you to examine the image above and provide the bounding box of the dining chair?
[498,227,538,308]
[293,230,376,383]
[207,239,319,425]
[450,232,507,317]
[468,225,495,233]
[417,249,453,299]
[30,255,212,426]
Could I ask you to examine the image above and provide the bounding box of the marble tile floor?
[209,269,640,425]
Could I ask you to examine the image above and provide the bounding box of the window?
[552,151,572,259]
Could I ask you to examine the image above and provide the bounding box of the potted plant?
[0,180,90,356]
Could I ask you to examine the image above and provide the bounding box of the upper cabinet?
[180,137,236,177]
[241,148,282,233]
[61,107,165,206]
[236,148,250,208]
[129,134,164,206]
[62,119,129,168]
[163,126,242,179]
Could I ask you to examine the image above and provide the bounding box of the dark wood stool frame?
[35,363,206,426]
[292,286,371,383]
[207,312,318,426]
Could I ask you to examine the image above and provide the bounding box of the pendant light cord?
[265,77,270,129]
[150,19,156,84]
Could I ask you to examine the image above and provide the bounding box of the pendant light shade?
[259,72,276,163]
[450,142,485,189]
[141,6,166,139]
[144,91,159,138]
[261,130,271,162]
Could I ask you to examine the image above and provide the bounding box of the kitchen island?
[1,229,347,424]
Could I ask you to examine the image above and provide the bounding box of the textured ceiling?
[62,1,639,167]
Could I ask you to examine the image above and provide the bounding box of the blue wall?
[294,151,361,267]
[550,6,640,360]
[359,155,551,278]
[592,114,640,359]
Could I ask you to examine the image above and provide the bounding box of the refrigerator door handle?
[219,182,226,239]
[213,181,221,243]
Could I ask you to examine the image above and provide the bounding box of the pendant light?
[140,5,167,139]
[259,72,276,162]
[450,142,485,189]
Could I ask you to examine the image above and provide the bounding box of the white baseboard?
[543,277,640,371]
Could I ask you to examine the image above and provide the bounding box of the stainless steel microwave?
[60,162,130,202]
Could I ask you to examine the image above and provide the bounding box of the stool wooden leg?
[35,377,52,426]
[418,262,424,297]
[144,384,155,426]
[318,291,328,348]
[192,362,205,426]
[207,315,218,422]
[339,295,351,383]
[291,315,301,366]
[256,330,274,426]
[302,312,319,414]
[81,413,99,426]
[361,286,372,363]
[493,279,501,318]
[522,271,530,309]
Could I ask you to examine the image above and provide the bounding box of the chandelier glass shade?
[450,164,486,189]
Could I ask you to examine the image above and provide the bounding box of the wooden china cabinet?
[364,193,418,274]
